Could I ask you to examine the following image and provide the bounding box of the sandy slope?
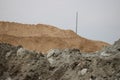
[0,21,78,38]
[0,21,109,53]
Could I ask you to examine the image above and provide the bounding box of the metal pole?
[76,12,78,34]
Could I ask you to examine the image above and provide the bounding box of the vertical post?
[76,12,78,34]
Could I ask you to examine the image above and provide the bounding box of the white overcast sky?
[0,0,120,44]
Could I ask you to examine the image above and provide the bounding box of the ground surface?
[0,39,120,80]
[0,21,109,53]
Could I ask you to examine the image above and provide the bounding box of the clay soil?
[0,21,109,53]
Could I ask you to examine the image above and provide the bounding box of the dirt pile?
[0,21,109,53]
[0,43,50,80]
[0,39,120,80]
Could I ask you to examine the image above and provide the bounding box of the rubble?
[0,39,120,80]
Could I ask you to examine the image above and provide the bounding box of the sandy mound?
[0,21,109,53]
[0,21,78,38]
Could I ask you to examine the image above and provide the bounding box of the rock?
[47,49,62,65]
[5,51,12,59]
[100,51,111,57]
[80,68,88,75]
[47,49,62,58]
[17,48,27,57]
[6,77,12,80]
[48,57,55,64]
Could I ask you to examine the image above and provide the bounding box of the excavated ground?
[0,21,109,53]
[0,39,120,80]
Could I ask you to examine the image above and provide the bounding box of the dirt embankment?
[0,21,109,53]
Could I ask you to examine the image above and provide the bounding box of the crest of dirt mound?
[0,21,109,53]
